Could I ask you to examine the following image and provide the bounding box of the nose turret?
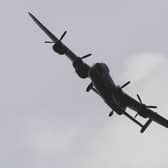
[89,63,110,77]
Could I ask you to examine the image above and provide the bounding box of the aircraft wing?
[28,12,79,62]
[123,93,168,128]
[28,12,59,42]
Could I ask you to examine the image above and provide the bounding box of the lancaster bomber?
[29,12,168,133]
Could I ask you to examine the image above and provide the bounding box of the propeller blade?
[60,31,67,41]
[146,105,157,109]
[81,53,92,60]
[134,113,139,118]
[137,94,157,109]
[137,94,143,104]
[109,111,113,117]
[44,41,55,43]
[120,81,131,89]
[86,83,93,92]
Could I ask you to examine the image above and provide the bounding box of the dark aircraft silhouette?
[29,12,168,133]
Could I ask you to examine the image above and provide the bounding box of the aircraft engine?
[72,58,90,78]
[53,42,66,55]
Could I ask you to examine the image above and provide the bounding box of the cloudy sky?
[1,0,168,168]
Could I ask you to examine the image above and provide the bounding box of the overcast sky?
[1,0,168,168]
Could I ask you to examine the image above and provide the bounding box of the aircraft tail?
[140,119,152,133]
[123,111,152,133]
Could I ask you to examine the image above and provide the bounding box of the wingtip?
[28,12,34,18]
[27,12,33,17]
[28,12,38,23]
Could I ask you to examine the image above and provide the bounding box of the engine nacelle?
[72,59,90,78]
[53,42,66,55]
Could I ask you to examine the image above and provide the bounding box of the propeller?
[137,94,143,104]
[81,53,92,60]
[59,31,67,41]
[44,31,67,43]
[44,30,91,60]
[109,111,114,117]
[134,94,157,118]
[120,81,131,89]
[137,94,157,109]
[73,53,92,66]
[86,83,93,92]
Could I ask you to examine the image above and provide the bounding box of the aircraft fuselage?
[89,63,126,115]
